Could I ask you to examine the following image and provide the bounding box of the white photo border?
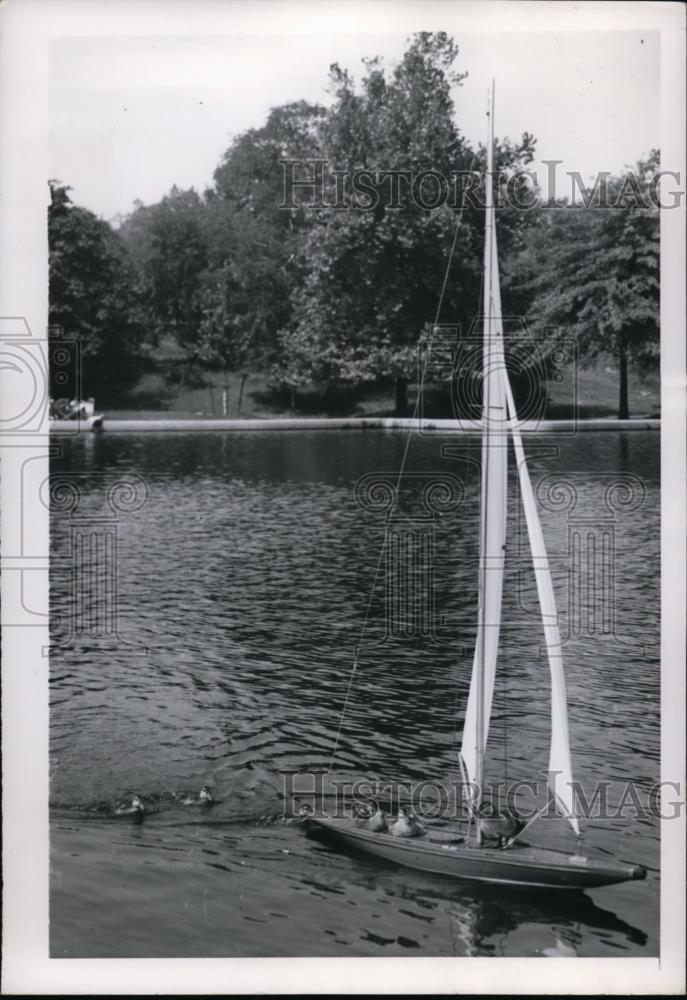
[1,0,684,994]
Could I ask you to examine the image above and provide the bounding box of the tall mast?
[460,82,507,841]
[475,84,496,831]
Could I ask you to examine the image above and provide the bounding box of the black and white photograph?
[1,0,684,994]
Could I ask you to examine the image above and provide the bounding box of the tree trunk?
[395,376,408,417]
[237,372,247,416]
[290,386,297,413]
[618,339,629,420]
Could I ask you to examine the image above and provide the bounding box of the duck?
[389,807,425,839]
[282,803,313,825]
[354,801,387,833]
[476,801,524,846]
[114,795,145,820]
[182,786,215,806]
[199,785,214,806]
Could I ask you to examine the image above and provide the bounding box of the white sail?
[503,374,580,835]
[461,87,579,836]
[489,193,579,834]
[460,106,508,801]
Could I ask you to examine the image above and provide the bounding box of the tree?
[516,152,659,419]
[191,101,327,400]
[48,182,146,396]
[275,34,468,413]
[213,100,326,226]
[275,32,539,414]
[119,101,326,399]
[119,186,208,351]
[189,198,295,410]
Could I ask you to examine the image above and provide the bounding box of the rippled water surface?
[50,430,660,957]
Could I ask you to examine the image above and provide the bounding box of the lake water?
[49,430,660,957]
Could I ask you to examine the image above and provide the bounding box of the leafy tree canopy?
[276,32,539,411]
[48,181,147,395]
[119,186,208,351]
[514,151,659,418]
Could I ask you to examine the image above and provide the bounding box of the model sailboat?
[306,92,646,890]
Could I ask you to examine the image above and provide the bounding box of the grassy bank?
[98,362,659,421]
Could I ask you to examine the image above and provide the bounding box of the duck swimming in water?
[182,786,215,806]
[354,801,387,833]
[283,803,313,825]
[390,807,424,839]
[114,795,145,821]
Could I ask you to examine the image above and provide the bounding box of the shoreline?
[49,416,661,434]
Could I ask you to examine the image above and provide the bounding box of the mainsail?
[460,87,579,835]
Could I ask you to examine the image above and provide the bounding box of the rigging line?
[326,319,438,774]
[326,344,432,775]
[503,799,550,848]
[474,110,496,827]
[327,162,478,775]
[503,649,509,785]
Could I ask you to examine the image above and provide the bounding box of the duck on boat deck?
[476,801,524,846]
[354,801,387,832]
[389,807,425,839]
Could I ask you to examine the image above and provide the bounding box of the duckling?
[390,807,424,839]
[114,795,145,821]
[366,807,388,833]
[199,785,214,806]
[281,803,314,826]
[354,801,387,833]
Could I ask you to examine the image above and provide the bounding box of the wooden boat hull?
[306,817,646,890]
